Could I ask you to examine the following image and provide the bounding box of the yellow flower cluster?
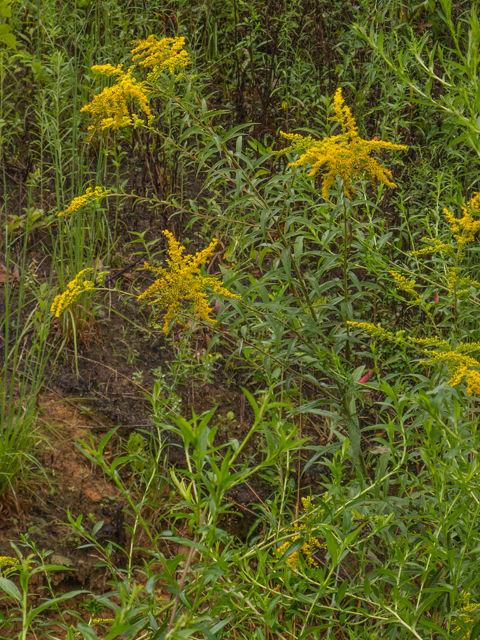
[406,335,448,348]
[91,63,124,77]
[421,347,480,394]
[390,270,435,319]
[351,320,480,396]
[278,88,407,198]
[81,66,152,132]
[138,231,240,333]
[274,496,326,569]
[0,556,19,576]
[410,195,480,272]
[83,37,189,133]
[347,321,396,341]
[131,35,190,73]
[390,271,418,299]
[453,592,479,638]
[58,186,111,217]
[446,268,480,295]
[409,238,453,257]
[92,618,115,624]
[444,193,480,247]
[51,269,95,318]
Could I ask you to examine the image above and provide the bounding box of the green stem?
[343,198,351,363]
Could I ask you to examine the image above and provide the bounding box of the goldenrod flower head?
[407,335,449,348]
[138,231,240,333]
[274,524,326,569]
[347,321,396,341]
[445,267,480,296]
[466,369,480,396]
[58,186,111,217]
[301,495,311,512]
[444,194,480,255]
[421,343,480,394]
[353,320,480,397]
[390,271,417,297]
[51,269,95,318]
[92,618,115,624]
[278,88,407,198]
[453,592,480,638]
[409,238,454,257]
[274,499,326,569]
[389,270,434,311]
[91,63,124,77]
[131,35,190,73]
[81,66,152,132]
[0,556,19,576]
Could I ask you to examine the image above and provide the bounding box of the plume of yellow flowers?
[51,269,95,317]
[452,592,479,639]
[409,237,453,257]
[274,496,326,569]
[82,37,189,133]
[278,88,407,198]
[0,556,19,577]
[131,35,190,73]
[91,63,124,77]
[409,194,480,299]
[81,66,152,131]
[348,320,480,397]
[412,194,480,260]
[389,270,436,325]
[444,193,480,247]
[389,271,425,305]
[58,186,111,217]
[138,231,240,333]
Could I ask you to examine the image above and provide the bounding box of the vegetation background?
[2,0,480,638]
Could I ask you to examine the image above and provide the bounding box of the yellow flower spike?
[420,348,480,393]
[352,320,480,397]
[0,556,17,565]
[274,498,326,570]
[50,269,95,318]
[58,186,111,217]
[278,88,407,199]
[390,271,417,297]
[81,66,152,132]
[347,321,396,341]
[131,35,190,73]
[0,556,19,577]
[466,369,480,396]
[138,231,240,334]
[91,63,124,77]
[443,193,480,259]
[409,238,454,257]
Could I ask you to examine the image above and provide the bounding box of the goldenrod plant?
[278,88,407,361]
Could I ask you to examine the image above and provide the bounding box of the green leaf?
[105,624,135,640]
[470,620,480,639]
[0,577,21,601]
[27,590,86,624]
[336,580,348,604]
[324,530,339,566]
[76,623,99,640]
[92,521,105,537]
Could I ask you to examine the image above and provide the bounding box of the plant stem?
[343,197,351,363]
